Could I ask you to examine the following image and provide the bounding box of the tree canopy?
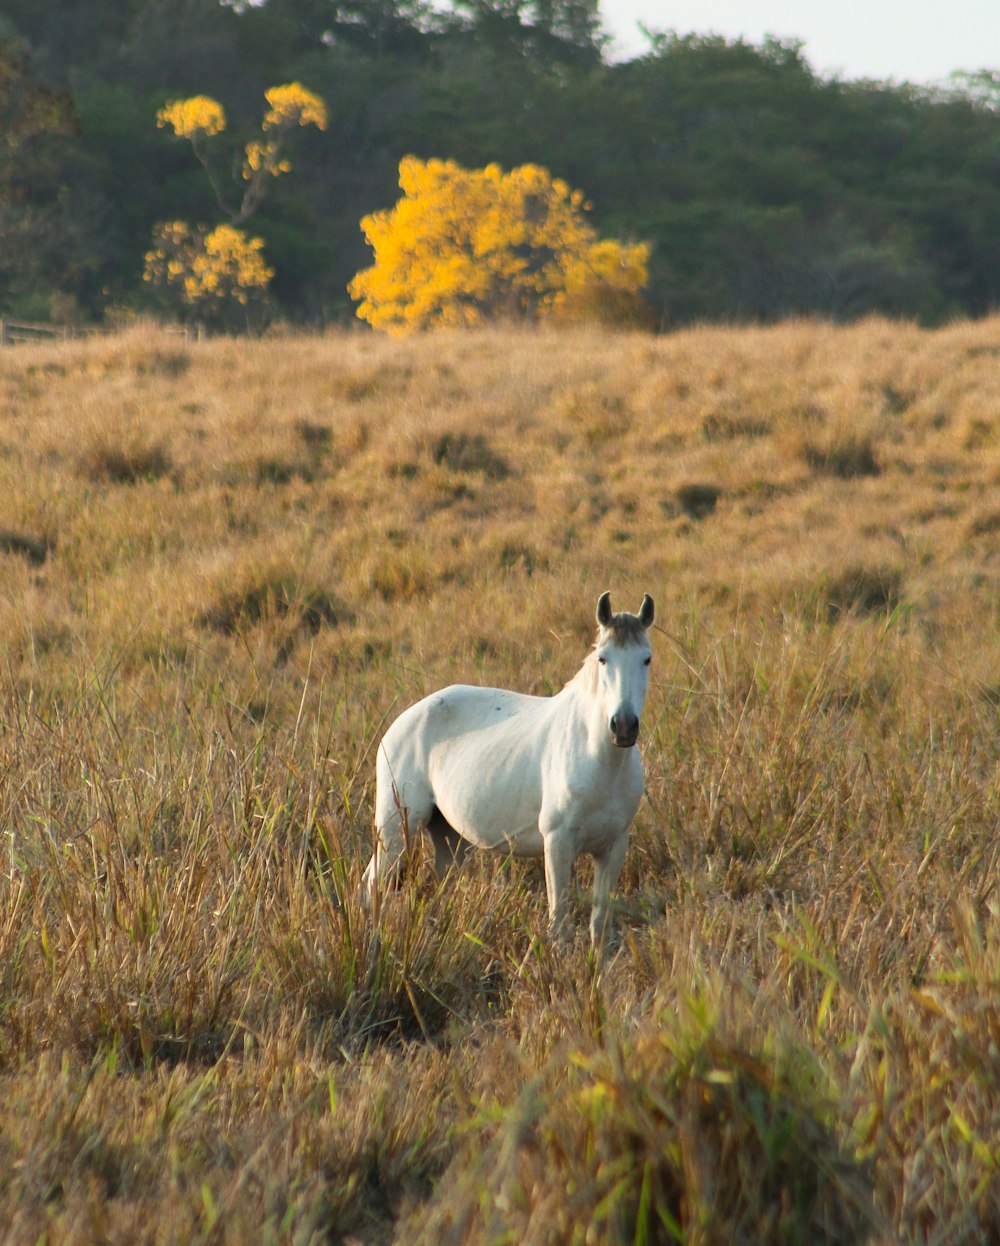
[2,4,1000,326]
[348,156,649,331]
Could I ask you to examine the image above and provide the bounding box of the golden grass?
[0,318,998,1241]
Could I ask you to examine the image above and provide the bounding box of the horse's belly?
[450,808,546,857]
[431,758,546,856]
[422,695,548,855]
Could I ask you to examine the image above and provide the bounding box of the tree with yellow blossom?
[348,157,650,332]
[145,83,326,325]
[143,222,274,319]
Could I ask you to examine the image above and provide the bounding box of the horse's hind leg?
[364,760,434,906]
[427,809,469,879]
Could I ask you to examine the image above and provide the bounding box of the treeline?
[2,0,1000,327]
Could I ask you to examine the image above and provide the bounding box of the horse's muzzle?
[610,713,639,748]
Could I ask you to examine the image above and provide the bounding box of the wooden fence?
[0,318,204,346]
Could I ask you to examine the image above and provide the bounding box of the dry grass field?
[0,318,998,1244]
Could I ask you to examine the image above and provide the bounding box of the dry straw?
[0,318,998,1241]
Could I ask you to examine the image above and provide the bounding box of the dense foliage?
[2,0,1000,326]
[348,156,650,330]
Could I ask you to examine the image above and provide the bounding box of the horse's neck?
[562,658,616,759]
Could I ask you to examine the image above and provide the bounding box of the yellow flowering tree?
[145,83,326,324]
[143,222,274,324]
[348,157,650,332]
[156,82,327,224]
[156,95,226,140]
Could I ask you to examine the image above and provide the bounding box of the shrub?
[802,432,881,479]
[0,529,51,565]
[412,1002,877,1245]
[676,481,722,519]
[429,432,510,479]
[822,564,903,618]
[80,435,173,485]
[199,565,344,635]
[143,222,274,327]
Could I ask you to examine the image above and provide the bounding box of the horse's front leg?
[541,827,575,941]
[590,832,629,950]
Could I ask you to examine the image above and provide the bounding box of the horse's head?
[594,591,655,748]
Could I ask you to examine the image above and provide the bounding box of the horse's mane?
[596,612,649,648]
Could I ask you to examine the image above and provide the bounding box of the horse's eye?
[598,656,607,665]
[644,657,651,666]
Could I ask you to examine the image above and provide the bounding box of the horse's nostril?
[610,713,639,745]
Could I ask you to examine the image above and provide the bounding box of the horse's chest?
[547,753,643,850]
[574,790,637,848]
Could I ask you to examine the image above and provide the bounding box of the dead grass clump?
[79,434,173,485]
[17,891,249,1067]
[0,529,52,566]
[251,452,321,486]
[550,382,630,447]
[334,368,379,402]
[967,509,1000,539]
[496,539,546,574]
[821,564,903,619]
[363,546,440,602]
[429,431,510,479]
[961,416,993,451]
[199,564,344,636]
[802,432,881,479]
[878,381,915,415]
[299,864,527,1048]
[294,418,333,449]
[388,458,420,480]
[132,346,191,379]
[231,419,337,488]
[0,589,73,670]
[702,410,772,441]
[859,903,1000,1240]
[333,362,412,402]
[337,415,371,458]
[676,481,722,519]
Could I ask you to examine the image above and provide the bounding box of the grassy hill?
[0,319,998,1242]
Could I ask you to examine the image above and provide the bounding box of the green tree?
[0,35,89,316]
[6,6,1000,326]
[451,0,604,65]
[244,0,436,59]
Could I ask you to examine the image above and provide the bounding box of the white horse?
[363,591,655,945]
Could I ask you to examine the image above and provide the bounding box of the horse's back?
[383,683,549,752]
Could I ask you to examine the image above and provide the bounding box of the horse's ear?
[596,591,613,627]
[638,594,655,628]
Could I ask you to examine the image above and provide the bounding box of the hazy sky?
[599,1,1000,83]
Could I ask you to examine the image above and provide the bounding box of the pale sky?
[600,1,1000,83]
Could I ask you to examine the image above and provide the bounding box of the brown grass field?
[0,318,998,1243]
